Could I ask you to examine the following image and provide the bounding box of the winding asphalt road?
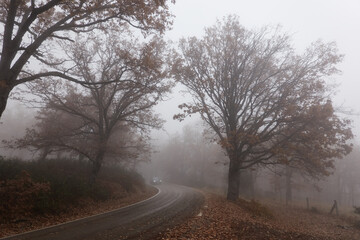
[1,183,204,240]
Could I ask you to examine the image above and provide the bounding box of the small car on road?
[151,176,162,185]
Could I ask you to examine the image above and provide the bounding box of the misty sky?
[154,0,360,141]
[1,0,359,144]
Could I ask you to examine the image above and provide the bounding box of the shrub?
[236,198,274,219]
[89,183,112,201]
[98,165,146,193]
[0,156,24,180]
[310,206,320,214]
[0,157,146,219]
[354,206,360,215]
[0,171,50,222]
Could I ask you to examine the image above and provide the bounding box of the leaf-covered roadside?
[157,192,360,240]
[0,157,158,238]
[0,186,157,238]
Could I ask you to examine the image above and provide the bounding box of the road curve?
[1,183,204,240]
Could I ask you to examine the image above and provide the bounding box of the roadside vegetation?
[0,156,154,237]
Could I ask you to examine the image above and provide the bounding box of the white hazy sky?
[153,0,360,141]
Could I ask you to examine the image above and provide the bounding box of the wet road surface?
[1,183,204,240]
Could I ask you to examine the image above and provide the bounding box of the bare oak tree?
[172,15,350,201]
[0,0,175,118]
[8,33,171,180]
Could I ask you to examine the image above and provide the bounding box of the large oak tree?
[8,33,171,180]
[0,0,175,118]
[172,16,352,201]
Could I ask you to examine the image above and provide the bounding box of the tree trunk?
[227,158,240,201]
[0,81,11,119]
[90,149,106,184]
[250,170,256,199]
[285,166,292,205]
[39,147,50,161]
[337,175,342,205]
[78,153,85,162]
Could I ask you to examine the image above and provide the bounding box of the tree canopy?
[172,15,352,200]
[0,0,175,118]
[6,33,172,180]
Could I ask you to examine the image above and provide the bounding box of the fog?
[154,0,360,138]
[145,0,360,208]
[1,0,360,211]
[139,122,360,209]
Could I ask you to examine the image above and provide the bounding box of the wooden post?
[330,200,339,216]
[306,197,309,210]
[335,200,339,216]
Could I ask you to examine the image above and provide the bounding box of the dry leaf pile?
[157,192,360,240]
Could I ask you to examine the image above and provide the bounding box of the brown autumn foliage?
[273,100,353,204]
[0,170,50,222]
[172,15,352,200]
[278,100,352,177]
[5,33,172,180]
[0,0,175,118]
